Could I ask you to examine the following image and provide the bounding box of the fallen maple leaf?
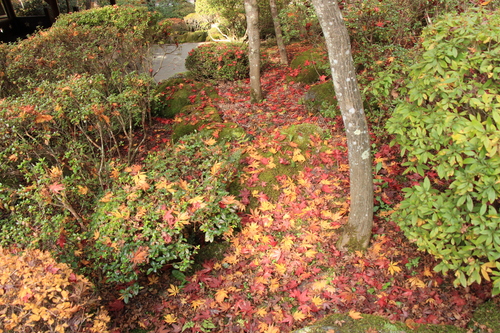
[215,288,228,304]
[292,310,307,322]
[167,284,180,297]
[48,182,65,194]
[130,247,149,265]
[348,310,363,320]
[388,261,402,275]
[163,314,177,324]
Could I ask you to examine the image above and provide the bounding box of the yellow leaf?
[256,307,268,317]
[408,276,426,288]
[311,279,328,291]
[211,162,222,175]
[93,230,100,240]
[275,263,287,275]
[77,185,89,195]
[423,266,433,277]
[191,299,205,310]
[292,149,306,162]
[269,278,280,292]
[292,310,307,322]
[49,166,63,179]
[305,249,318,258]
[163,314,177,324]
[388,261,402,275]
[99,191,113,203]
[311,296,325,307]
[167,284,180,296]
[188,196,205,205]
[203,137,217,146]
[348,310,363,320]
[481,262,496,282]
[260,200,275,212]
[35,114,53,123]
[215,288,228,304]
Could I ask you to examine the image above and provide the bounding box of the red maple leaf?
[49,182,65,194]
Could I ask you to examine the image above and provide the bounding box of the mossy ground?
[287,49,329,84]
[153,78,220,119]
[303,82,339,118]
[295,313,465,333]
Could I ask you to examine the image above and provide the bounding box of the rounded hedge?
[185,42,249,81]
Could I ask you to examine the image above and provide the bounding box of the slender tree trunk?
[244,0,263,103]
[311,0,373,250]
[269,0,288,65]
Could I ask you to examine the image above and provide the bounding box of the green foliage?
[86,132,243,301]
[278,0,321,44]
[0,247,110,332]
[387,8,500,295]
[0,71,154,263]
[195,0,246,39]
[175,30,208,43]
[185,42,249,81]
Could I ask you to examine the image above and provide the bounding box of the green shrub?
[0,247,110,332]
[0,72,154,263]
[387,8,500,295]
[86,132,243,301]
[185,42,249,81]
[4,6,160,96]
[175,30,208,43]
[278,0,321,44]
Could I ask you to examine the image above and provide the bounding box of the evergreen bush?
[185,42,249,81]
[387,8,500,295]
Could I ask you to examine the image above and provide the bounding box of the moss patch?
[153,78,220,119]
[171,105,222,142]
[303,82,339,117]
[287,49,329,84]
[468,299,500,332]
[295,313,466,333]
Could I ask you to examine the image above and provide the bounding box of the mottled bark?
[244,0,263,103]
[311,0,373,250]
[269,0,288,65]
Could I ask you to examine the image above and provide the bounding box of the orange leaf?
[35,114,53,123]
[215,288,228,304]
[348,310,363,320]
[130,247,148,265]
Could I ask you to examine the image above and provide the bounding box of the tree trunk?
[244,0,263,103]
[269,0,288,65]
[311,0,373,250]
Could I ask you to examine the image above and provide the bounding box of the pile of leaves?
[106,54,491,332]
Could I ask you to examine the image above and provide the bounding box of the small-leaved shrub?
[387,8,500,295]
[0,247,110,332]
[185,42,249,81]
[3,6,160,96]
[86,132,243,301]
